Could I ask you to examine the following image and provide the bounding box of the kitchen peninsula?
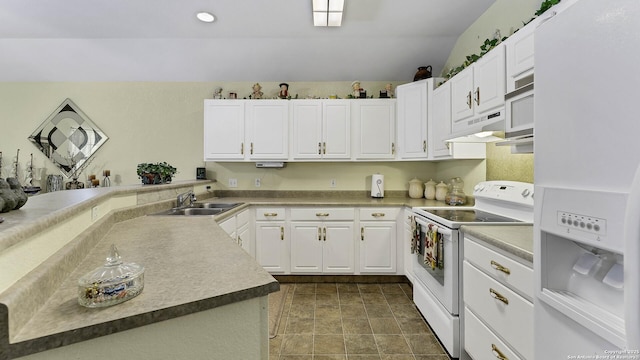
[0,181,278,360]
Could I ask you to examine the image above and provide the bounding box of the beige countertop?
[460,225,534,262]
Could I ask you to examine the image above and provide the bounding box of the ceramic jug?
[414,66,432,81]
[435,181,448,201]
[409,178,424,199]
[424,179,436,200]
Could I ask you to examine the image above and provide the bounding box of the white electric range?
[410,181,534,359]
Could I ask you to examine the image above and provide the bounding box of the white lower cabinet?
[290,208,355,274]
[217,209,253,257]
[403,209,415,283]
[358,208,399,273]
[255,208,288,273]
[463,235,533,360]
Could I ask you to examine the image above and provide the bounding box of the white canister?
[435,181,448,201]
[371,174,384,198]
[409,178,424,199]
[424,179,436,200]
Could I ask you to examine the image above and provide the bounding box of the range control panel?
[557,211,606,236]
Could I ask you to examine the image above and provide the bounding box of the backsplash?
[486,141,534,183]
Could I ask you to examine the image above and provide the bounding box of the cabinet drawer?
[464,237,533,300]
[290,208,354,221]
[464,307,524,360]
[255,208,286,221]
[463,261,533,360]
[359,208,400,221]
[236,209,250,227]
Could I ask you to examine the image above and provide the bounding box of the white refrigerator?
[534,0,640,357]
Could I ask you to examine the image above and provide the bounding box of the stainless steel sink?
[151,202,243,216]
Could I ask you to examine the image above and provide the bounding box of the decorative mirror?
[28,99,108,178]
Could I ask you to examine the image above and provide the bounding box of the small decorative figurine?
[385,83,394,98]
[213,87,223,99]
[252,83,263,99]
[278,83,289,99]
[351,81,362,98]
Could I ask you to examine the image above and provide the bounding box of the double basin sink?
[152,202,243,216]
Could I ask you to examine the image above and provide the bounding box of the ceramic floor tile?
[292,293,316,305]
[314,334,346,354]
[369,317,402,334]
[280,334,314,355]
[389,303,422,319]
[364,303,394,318]
[405,334,445,355]
[341,303,368,318]
[285,317,315,334]
[314,355,347,360]
[316,304,341,318]
[279,355,313,360]
[339,292,363,304]
[337,283,360,293]
[375,334,412,355]
[396,317,432,335]
[288,304,315,318]
[362,292,388,305]
[316,283,338,294]
[358,283,383,293]
[384,293,413,304]
[344,334,379,355]
[413,355,450,360]
[380,355,416,360]
[315,317,343,334]
[380,284,405,294]
[295,283,317,294]
[342,318,373,335]
[348,355,382,360]
[316,293,340,306]
[269,334,283,357]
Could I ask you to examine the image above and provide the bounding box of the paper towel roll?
[371,174,384,198]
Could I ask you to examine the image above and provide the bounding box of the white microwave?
[505,74,534,137]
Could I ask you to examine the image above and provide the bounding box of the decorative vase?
[424,179,437,200]
[414,66,433,81]
[409,178,424,199]
[141,173,161,185]
[65,177,85,190]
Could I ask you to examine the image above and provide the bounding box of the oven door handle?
[414,216,454,239]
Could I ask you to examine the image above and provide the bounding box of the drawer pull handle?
[371,212,385,218]
[323,227,327,241]
[361,227,364,241]
[316,213,330,217]
[240,142,244,155]
[280,226,284,241]
[318,227,322,241]
[318,142,322,155]
[263,213,278,217]
[489,288,509,305]
[491,344,508,360]
[490,260,511,275]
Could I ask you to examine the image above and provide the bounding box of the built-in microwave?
[502,74,534,153]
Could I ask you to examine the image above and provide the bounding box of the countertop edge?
[460,224,534,263]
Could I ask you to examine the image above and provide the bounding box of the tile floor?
[269,282,451,360]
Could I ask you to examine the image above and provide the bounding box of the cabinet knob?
[490,260,511,275]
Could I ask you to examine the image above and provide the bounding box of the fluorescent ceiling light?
[313,0,344,27]
[196,12,215,23]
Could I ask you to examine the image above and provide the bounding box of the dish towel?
[411,216,419,254]
[424,223,443,270]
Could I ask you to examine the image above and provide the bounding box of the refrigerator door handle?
[624,164,640,349]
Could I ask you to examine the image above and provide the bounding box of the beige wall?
[0,81,485,194]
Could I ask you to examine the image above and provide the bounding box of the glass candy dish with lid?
[78,244,144,308]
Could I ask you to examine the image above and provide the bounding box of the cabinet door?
[473,45,506,114]
[323,100,351,159]
[237,222,252,257]
[353,100,396,159]
[359,221,397,273]
[403,210,415,282]
[290,222,323,273]
[430,82,453,159]
[505,25,535,92]
[396,81,428,159]
[255,221,288,273]
[246,101,289,160]
[204,100,245,160]
[323,222,355,273]
[292,101,323,159]
[450,66,475,124]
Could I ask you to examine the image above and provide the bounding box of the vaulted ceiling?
[0,0,496,82]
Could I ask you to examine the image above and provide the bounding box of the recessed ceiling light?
[196,12,215,23]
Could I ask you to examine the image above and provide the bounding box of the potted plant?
[136,162,177,184]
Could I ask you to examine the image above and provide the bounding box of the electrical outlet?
[228,178,238,188]
[91,206,98,221]
[330,179,337,188]
[255,178,261,187]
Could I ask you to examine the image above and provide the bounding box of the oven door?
[413,215,459,315]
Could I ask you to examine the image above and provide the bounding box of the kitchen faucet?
[176,190,196,208]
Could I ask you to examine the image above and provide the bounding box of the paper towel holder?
[371,174,384,198]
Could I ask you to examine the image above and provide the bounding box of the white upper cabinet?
[246,100,289,160]
[396,80,429,159]
[352,99,396,160]
[291,100,350,160]
[204,100,245,160]
[505,25,535,92]
[450,46,506,135]
[430,81,454,159]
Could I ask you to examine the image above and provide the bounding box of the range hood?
[446,109,505,143]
